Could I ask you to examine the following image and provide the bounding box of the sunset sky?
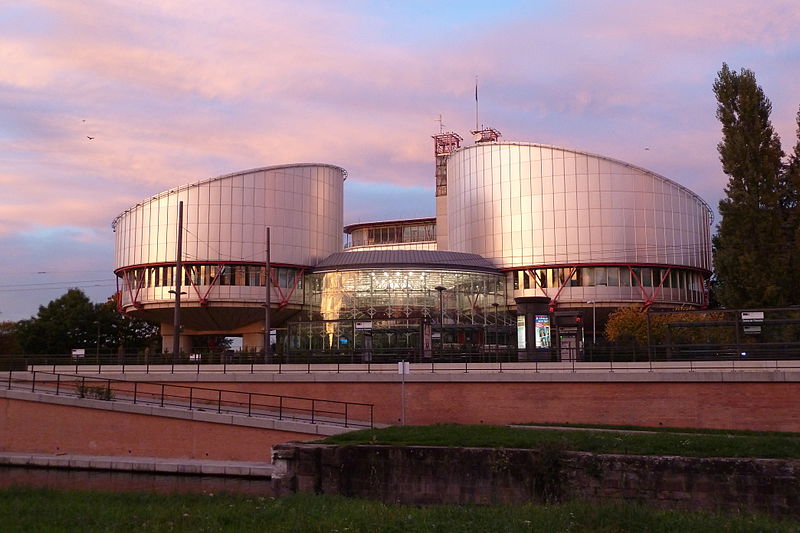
[1,0,799,320]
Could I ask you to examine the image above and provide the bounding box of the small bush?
[75,383,114,401]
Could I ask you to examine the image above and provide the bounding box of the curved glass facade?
[511,266,705,306]
[293,267,506,352]
[116,263,303,309]
[344,219,437,252]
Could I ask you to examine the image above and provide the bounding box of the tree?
[0,321,21,354]
[784,106,800,304]
[16,289,96,354]
[95,297,160,354]
[15,289,160,355]
[712,63,792,308]
[605,306,730,347]
[604,306,651,346]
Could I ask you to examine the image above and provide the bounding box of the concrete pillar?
[243,332,265,352]
[161,334,192,354]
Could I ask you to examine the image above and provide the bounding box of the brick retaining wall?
[272,444,800,516]
[162,380,800,432]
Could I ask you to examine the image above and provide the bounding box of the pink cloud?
[1,0,798,242]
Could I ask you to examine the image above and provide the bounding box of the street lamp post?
[434,286,447,353]
[491,302,499,359]
[172,201,184,359]
[264,226,272,363]
[586,300,597,345]
[96,321,101,366]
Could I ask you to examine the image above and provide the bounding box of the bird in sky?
[87,136,95,140]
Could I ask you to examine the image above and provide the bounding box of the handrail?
[13,358,800,377]
[6,370,374,429]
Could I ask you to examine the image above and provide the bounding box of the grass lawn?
[321,423,800,459]
[1,488,798,532]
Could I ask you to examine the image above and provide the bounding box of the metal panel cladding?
[446,143,712,272]
[112,164,345,270]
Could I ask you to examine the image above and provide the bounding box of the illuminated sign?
[535,315,551,349]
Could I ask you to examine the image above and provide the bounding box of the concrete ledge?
[27,363,799,383]
[0,452,273,478]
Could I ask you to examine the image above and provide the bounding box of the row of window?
[121,264,303,290]
[348,224,436,247]
[513,266,703,291]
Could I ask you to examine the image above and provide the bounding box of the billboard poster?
[517,315,526,350]
[534,315,551,348]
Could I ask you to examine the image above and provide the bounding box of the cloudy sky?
[1,0,799,321]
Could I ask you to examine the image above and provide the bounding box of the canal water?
[0,466,275,496]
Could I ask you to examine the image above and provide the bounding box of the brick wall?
[164,380,800,432]
[0,397,316,461]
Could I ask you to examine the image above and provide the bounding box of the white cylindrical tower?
[112,163,346,350]
[446,142,712,309]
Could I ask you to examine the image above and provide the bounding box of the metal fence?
[5,370,374,429]
[4,343,800,375]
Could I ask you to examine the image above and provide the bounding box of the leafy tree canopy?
[0,321,21,355]
[15,289,159,355]
[605,306,730,346]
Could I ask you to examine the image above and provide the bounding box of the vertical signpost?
[264,227,271,363]
[398,360,410,425]
[421,317,432,359]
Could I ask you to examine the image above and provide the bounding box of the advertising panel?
[517,315,526,350]
[534,315,551,348]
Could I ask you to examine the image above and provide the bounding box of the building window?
[607,267,619,286]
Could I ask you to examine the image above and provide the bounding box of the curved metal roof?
[452,141,713,223]
[111,163,347,230]
[313,250,499,274]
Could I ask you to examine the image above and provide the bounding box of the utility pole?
[171,201,184,359]
[264,226,272,363]
[435,286,446,353]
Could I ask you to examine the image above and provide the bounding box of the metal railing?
[0,342,800,374]
[11,358,800,377]
[5,371,374,429]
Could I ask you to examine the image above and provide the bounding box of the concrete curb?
[0,452,273,478]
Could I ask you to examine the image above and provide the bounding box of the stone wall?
[272,443,800,516]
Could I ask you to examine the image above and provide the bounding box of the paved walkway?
[0,452,273,478]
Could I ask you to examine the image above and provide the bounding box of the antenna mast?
[474,76,479,131]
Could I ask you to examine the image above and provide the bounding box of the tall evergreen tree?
[785,106,800,304]
[712,64,789,308]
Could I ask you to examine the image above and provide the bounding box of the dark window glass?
[631,267,640,287]
[607,267,619,286]
[619,267,630,287]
